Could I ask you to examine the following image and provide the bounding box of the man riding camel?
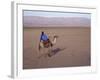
[40,31,53,48]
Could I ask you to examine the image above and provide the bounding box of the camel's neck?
[52,37,57,44]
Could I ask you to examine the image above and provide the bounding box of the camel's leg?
[47,46,52,57]
[38,42,44,53]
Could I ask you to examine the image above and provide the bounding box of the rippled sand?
[23,27,90,69]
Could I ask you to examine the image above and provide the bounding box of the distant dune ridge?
[23,16,91,27]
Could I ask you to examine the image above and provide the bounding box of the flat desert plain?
[23,27,90,69]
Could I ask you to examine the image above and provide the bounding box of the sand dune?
[23,27,90,69]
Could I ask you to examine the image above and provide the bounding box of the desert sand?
[23,27,90,69]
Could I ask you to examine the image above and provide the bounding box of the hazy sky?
[23,10,91,19]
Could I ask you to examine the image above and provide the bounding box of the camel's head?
[54,35,59,38]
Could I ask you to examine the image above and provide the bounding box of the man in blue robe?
[40,32,48,41]
[40,31,53,48]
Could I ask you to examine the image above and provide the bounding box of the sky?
[23,10,91,19]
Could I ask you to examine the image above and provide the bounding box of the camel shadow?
[48,48,66,57]
[38,47,66,59]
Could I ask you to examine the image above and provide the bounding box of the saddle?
[43,39,52,48]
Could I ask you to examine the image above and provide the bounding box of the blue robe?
[40,34,48,41]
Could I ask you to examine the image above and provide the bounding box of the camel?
[38,35,58,52]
